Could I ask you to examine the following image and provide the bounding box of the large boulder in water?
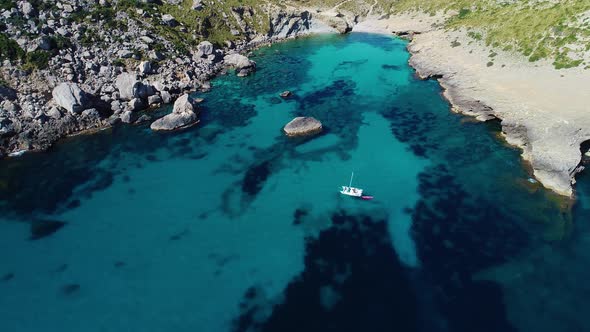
[283,117,322,137]
[150,94,200,131]
[52,83,90,114]
[224,53,256,77]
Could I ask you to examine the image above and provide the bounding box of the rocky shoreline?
[3,2,587,198]
[353,13,590,198]
[0,1,337,157]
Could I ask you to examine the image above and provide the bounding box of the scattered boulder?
[52,83,90,114]
[197,41,214,57]
[117,49,134,58]
[160,90,172,104]
[137,61,152,75]
[119,110,135,124]
[135,114,152,124]
[148,94,162,105]
[128,98,147,112]
[150,94,200,131]
[18,1,35,18]
[283,117,322,137]
[192,0,204,10]
[224,53,256,77]
[115,73,143,101]
[162,14,178,27]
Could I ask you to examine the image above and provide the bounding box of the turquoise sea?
[0,33,589,332]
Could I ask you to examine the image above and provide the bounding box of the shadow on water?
[232,211,421,332]
[411,164,523,332]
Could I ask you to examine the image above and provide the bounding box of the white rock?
[137,61,152,75]
[150,94,199,131]
[283,117,323,137]
[224,53,256,77]
[52,83,89,114]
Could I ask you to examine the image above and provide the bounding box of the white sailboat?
[340,172,364,197]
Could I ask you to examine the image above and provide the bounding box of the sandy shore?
[353,12,590,197]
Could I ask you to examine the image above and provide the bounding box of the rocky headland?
[353,11,590,198]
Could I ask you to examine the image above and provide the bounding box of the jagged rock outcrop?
[269,10,312,39]
[51,83,91,114]
[150,94,199,131]
[283,117,323,137]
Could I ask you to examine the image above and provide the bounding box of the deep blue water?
[0,33,587,332]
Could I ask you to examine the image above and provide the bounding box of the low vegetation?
[390,0,590,69]
[298,0,590,69]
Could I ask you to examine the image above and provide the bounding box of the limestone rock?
[162,14,178,27]
[128,98,146,112]
[115,73,143,101]
[283,117,322,137]
[197,41,214,57]
[138,61,152,75]
[120,110,135,124]
[52,83,89,114]
[224,53,256,77]
[150,94,199,131]
[192,0,204,10]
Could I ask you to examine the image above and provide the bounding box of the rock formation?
[0,1,333,156]
[150,94,200,131]
[283,117,323,137]
[224,54,257,77]
[52,83,90,114]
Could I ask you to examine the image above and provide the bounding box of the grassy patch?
[386,0,590,69]
[23,50,51,71]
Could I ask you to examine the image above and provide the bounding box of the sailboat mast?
[349,172,354,187]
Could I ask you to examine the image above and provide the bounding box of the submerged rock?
[1,273,14,281]
[52,83,90,114]
[60,283,80,295]
[224,53,256,77]
[283,117,323,137]
[30,219,67,240]
[150,94,199,131]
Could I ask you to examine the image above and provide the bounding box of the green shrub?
[0,0,14,10]
[49,35,73,50]
[112,58,126,67]
[458,8,471,18]
[23,50,51,71]
[0,33,24,61]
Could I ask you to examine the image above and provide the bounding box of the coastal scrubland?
[298,0,590,69]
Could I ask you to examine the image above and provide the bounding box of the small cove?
[0,33,587,332]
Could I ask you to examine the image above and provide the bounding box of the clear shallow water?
[0,33,586,332]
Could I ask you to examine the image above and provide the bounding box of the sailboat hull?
[340,186,363,197]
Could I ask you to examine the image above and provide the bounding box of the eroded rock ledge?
[404,28,589,198]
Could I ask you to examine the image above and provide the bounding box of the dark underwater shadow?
[232,210,420,332]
